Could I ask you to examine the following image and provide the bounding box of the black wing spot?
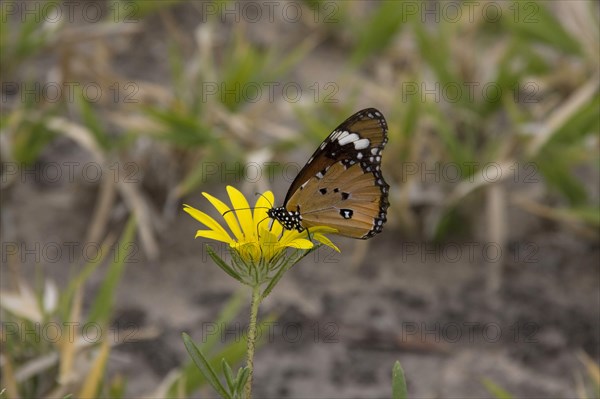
[340,209,353,219]
[341,192,350,200]
[333,188,340,193]
[319,188,327,195]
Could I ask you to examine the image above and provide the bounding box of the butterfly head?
[267,207,304,232]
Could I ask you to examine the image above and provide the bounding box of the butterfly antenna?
[222,206,270,217]
[256,216,271,234]
[254,192,274,208]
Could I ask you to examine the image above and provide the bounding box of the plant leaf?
[222,359,235,392]
[207,245,244,284]
[182,333,231,399]
[392,360,408,399]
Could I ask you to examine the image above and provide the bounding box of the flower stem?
[245,284,262,399]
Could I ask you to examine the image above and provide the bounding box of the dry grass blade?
[511,194,599,239]
[78,339,111,398]
[485,184,506,298]
[117,179,160,260]
[46,117,105,163]
[85,171,117,245]
[446,160,516,206]
[528,76,599,155]
[58,287,82,385]
[0,354,19,399]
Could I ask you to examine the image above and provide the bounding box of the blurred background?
[1,0,599,397]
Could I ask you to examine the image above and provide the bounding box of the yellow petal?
[254,191,274,230]
[226,186,254,239]
[313,233,340,252]
[285,238,314,250]
[232,241,261,264]
[308,226,338,235]
[184,205,232,241]
[202,192,244,241]
[269,218,284,236]
[195,230,234,244]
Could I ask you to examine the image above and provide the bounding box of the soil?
[2,2,599,398]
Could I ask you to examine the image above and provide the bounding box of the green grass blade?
[482,378,513,399]
[86,216,137,325]
[392,360,408,399]
[350,1,408,65]
[182,333,231,399]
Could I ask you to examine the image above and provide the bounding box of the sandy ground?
[2,2,599,397]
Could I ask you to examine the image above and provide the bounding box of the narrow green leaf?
[182,333,231,399]
[75,88,111,150]
[168,329,248,397]
[501,1,581,55]
[207,245,244,284]
[59,237,113,320]
[392,361,408,399]
[351,0,409,65]
[86,216,137,325]
[235,367,250,394]
[482,378,513,399]
[222,359,236,392]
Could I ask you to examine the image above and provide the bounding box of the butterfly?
[268,108,389,239]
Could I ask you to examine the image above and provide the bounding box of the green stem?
[245,284,262,399]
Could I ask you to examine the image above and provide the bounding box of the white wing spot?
[338,132,359,146]
[371,148,378,155]
[357,152,363,159]
[320,142,326,150]
[354,138,370,150]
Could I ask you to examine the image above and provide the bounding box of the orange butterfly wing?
[283,108,389,239]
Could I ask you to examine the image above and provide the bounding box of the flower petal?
[195,230,233,244]
[232,241,261,264]
[201,192,244,241]
[269,218,284,236]
[254,191,274,230]
[226,186,254,239]
[313,233,340,252]
[184,204,233,243]
[285,238,314,250]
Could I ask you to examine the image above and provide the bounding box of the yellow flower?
[183,185,339,264]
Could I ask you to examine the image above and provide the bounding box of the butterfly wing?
[284,108,389,239]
